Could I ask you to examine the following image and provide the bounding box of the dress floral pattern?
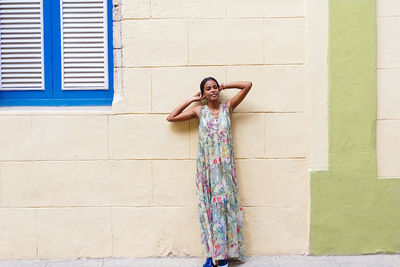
[195,102,245,265]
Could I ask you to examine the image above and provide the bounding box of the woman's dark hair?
[200,77,219,96]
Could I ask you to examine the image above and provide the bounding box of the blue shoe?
[203,257,215,267]
[217,259,228,267]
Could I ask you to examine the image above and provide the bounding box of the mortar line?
[35,209,38,257]
[150,69,153,112]
[151,160,154,206]
[110,206,114,256]
[107,115,110,160]
[0,156,307,163]
[122,16,306,21]
[263,17,266,64]
[187,20,190,65]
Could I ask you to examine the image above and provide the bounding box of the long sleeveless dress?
[195,102,245,265]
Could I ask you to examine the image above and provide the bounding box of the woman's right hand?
[189,92,204,102]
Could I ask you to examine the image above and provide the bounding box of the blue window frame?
[0,0,114,106]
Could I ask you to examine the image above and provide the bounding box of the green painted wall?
[310,0,400,254]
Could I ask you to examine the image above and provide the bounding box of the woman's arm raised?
[166,92,204,122]
[223,81,252,114]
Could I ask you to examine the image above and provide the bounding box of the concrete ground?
[0,255,399,267]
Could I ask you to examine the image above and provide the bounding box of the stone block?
[151,66,226,113]
[76,160,152,206]
[109,115,190,159]
[36,208,112,258]
[113,207,201,257]
[1,162,78,207]
[228,0,306,18]
[231,113,265,158]
[0,208,36,259]
[377,17,400,68]
[377,0,400,16]
[189,19,263,65]
[113,21,122,49]
[236,159,308,207]
[243,207,308,254]
[122,20,188,67]
[377,69,400,119]
[121,0,151,19]
[32,115,108,160]
[377,120,400,178]
[226,66,305,112]
[151,0,225,18]
[265,18,306,64]
[265,113,307,157]
[112,68,151,113]
[152,160,196,207]
[189,118,199,159]
[0,116,33,161]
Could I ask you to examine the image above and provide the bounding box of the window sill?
[0,105,113,115]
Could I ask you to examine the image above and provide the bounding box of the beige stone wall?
[0,0,325,260]
[377,0,400,179]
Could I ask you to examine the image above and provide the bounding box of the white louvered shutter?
[60,0,108,90]
[0,0,44,91]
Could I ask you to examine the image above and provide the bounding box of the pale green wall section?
[310,0,400,254]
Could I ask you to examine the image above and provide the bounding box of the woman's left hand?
[219,82,225,92]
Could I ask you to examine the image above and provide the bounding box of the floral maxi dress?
[195,103,245,265]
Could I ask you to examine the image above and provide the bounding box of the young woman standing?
[167,78,252,267]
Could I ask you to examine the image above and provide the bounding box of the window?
[0,0,113,106]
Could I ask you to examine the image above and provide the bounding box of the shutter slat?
[1,53,41,58]
[1,33,41,38]
[0,0,41,3]
[64,43,103,48]
[63,8,103,13]
[64,77,104,82]
[0,4,40,9]
[0,24,41,29]
[64,63,104,67]
[1,83,42,87]
[63,38,104,43]
[63,23,103,28]
[63,83,105,87]
[63,13,103,18]
[1,58,42,63]
[2,68,42,73]
[63,18,103,23]
[64,28,103,33]
[2,78,42,82]
[64,72,104,77]
[1,48,41,53]
[64,52,104,57]
[2,73,42,77]
[0,0,44,91]
[63,33,103,38]
[61,0,108,90]
[2,63,42,68]
[1,19,41,24]
[63,0,103,3]
[1,9,40,14]
[1,14,41,18]
[64,48,104,53]
[64,67,105,72]
[1,28,41,33]
[1,43,40,49]
[63,4,103,8]
[64,58,104,63]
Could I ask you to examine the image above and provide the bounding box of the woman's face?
[203,80,219,101]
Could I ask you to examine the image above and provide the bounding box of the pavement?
[0,255,399,267]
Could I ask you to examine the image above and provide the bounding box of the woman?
[167,77,252,267]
